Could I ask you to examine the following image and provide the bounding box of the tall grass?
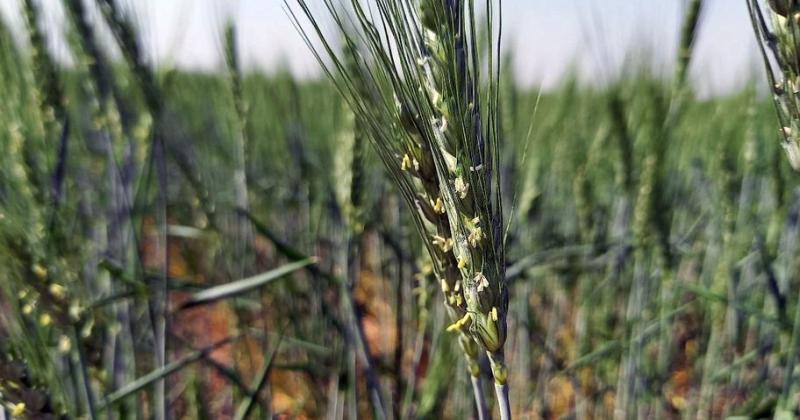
[2,0,800,419]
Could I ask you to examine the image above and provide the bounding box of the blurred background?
[0,0,762,94]
[1,0,798,419]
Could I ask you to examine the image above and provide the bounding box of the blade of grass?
[99,335,238,409]
[179,258,316,309]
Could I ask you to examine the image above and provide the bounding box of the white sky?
[0,0,764,96]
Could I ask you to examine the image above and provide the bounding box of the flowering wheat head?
[289,0,510,413]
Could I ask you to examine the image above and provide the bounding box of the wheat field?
[1,0,800,419]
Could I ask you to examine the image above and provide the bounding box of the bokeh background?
[0,0,761,94]
[2,0,798,419]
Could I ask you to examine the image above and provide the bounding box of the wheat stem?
[470,375,488,420]
[495,382,511,420]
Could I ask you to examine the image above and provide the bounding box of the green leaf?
[240,209,343,286]
[179,258,315,309]
[99,336,237,409]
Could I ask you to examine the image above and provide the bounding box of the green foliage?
[2,1,800,419]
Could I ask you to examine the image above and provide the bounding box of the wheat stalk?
[288,0,509,417]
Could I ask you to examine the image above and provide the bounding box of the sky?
[0,0,763,96]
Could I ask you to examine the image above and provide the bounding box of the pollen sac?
[475,272,490,293]
[431,197,446,214]
[432,235,454,252]
[457,256,468,269]
[401,155,409,170]
[11,403,26,417]
[32,264,47,280]
[468,225,484,248]
[48,284,66,300]
[58,335,72,353]
[39,313,52,327]
[455,176,469,199]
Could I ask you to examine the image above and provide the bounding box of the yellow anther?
[401,154,413,171]
[457,256,468,269]
[475,272,490,293]
[58,335,72,353]
[455,177,469,199]
[32,264,47,280]
[454,281,462,292]
[440,278,449,292]
[49,284,65,300]
[69,302,83,321]
[491,307,498,321]
[39,313,52,327]
[431,197,446,214]
[432,235,453,252]
[446,313,471,332]
[11,402,26,417]
[468,226,484,248]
